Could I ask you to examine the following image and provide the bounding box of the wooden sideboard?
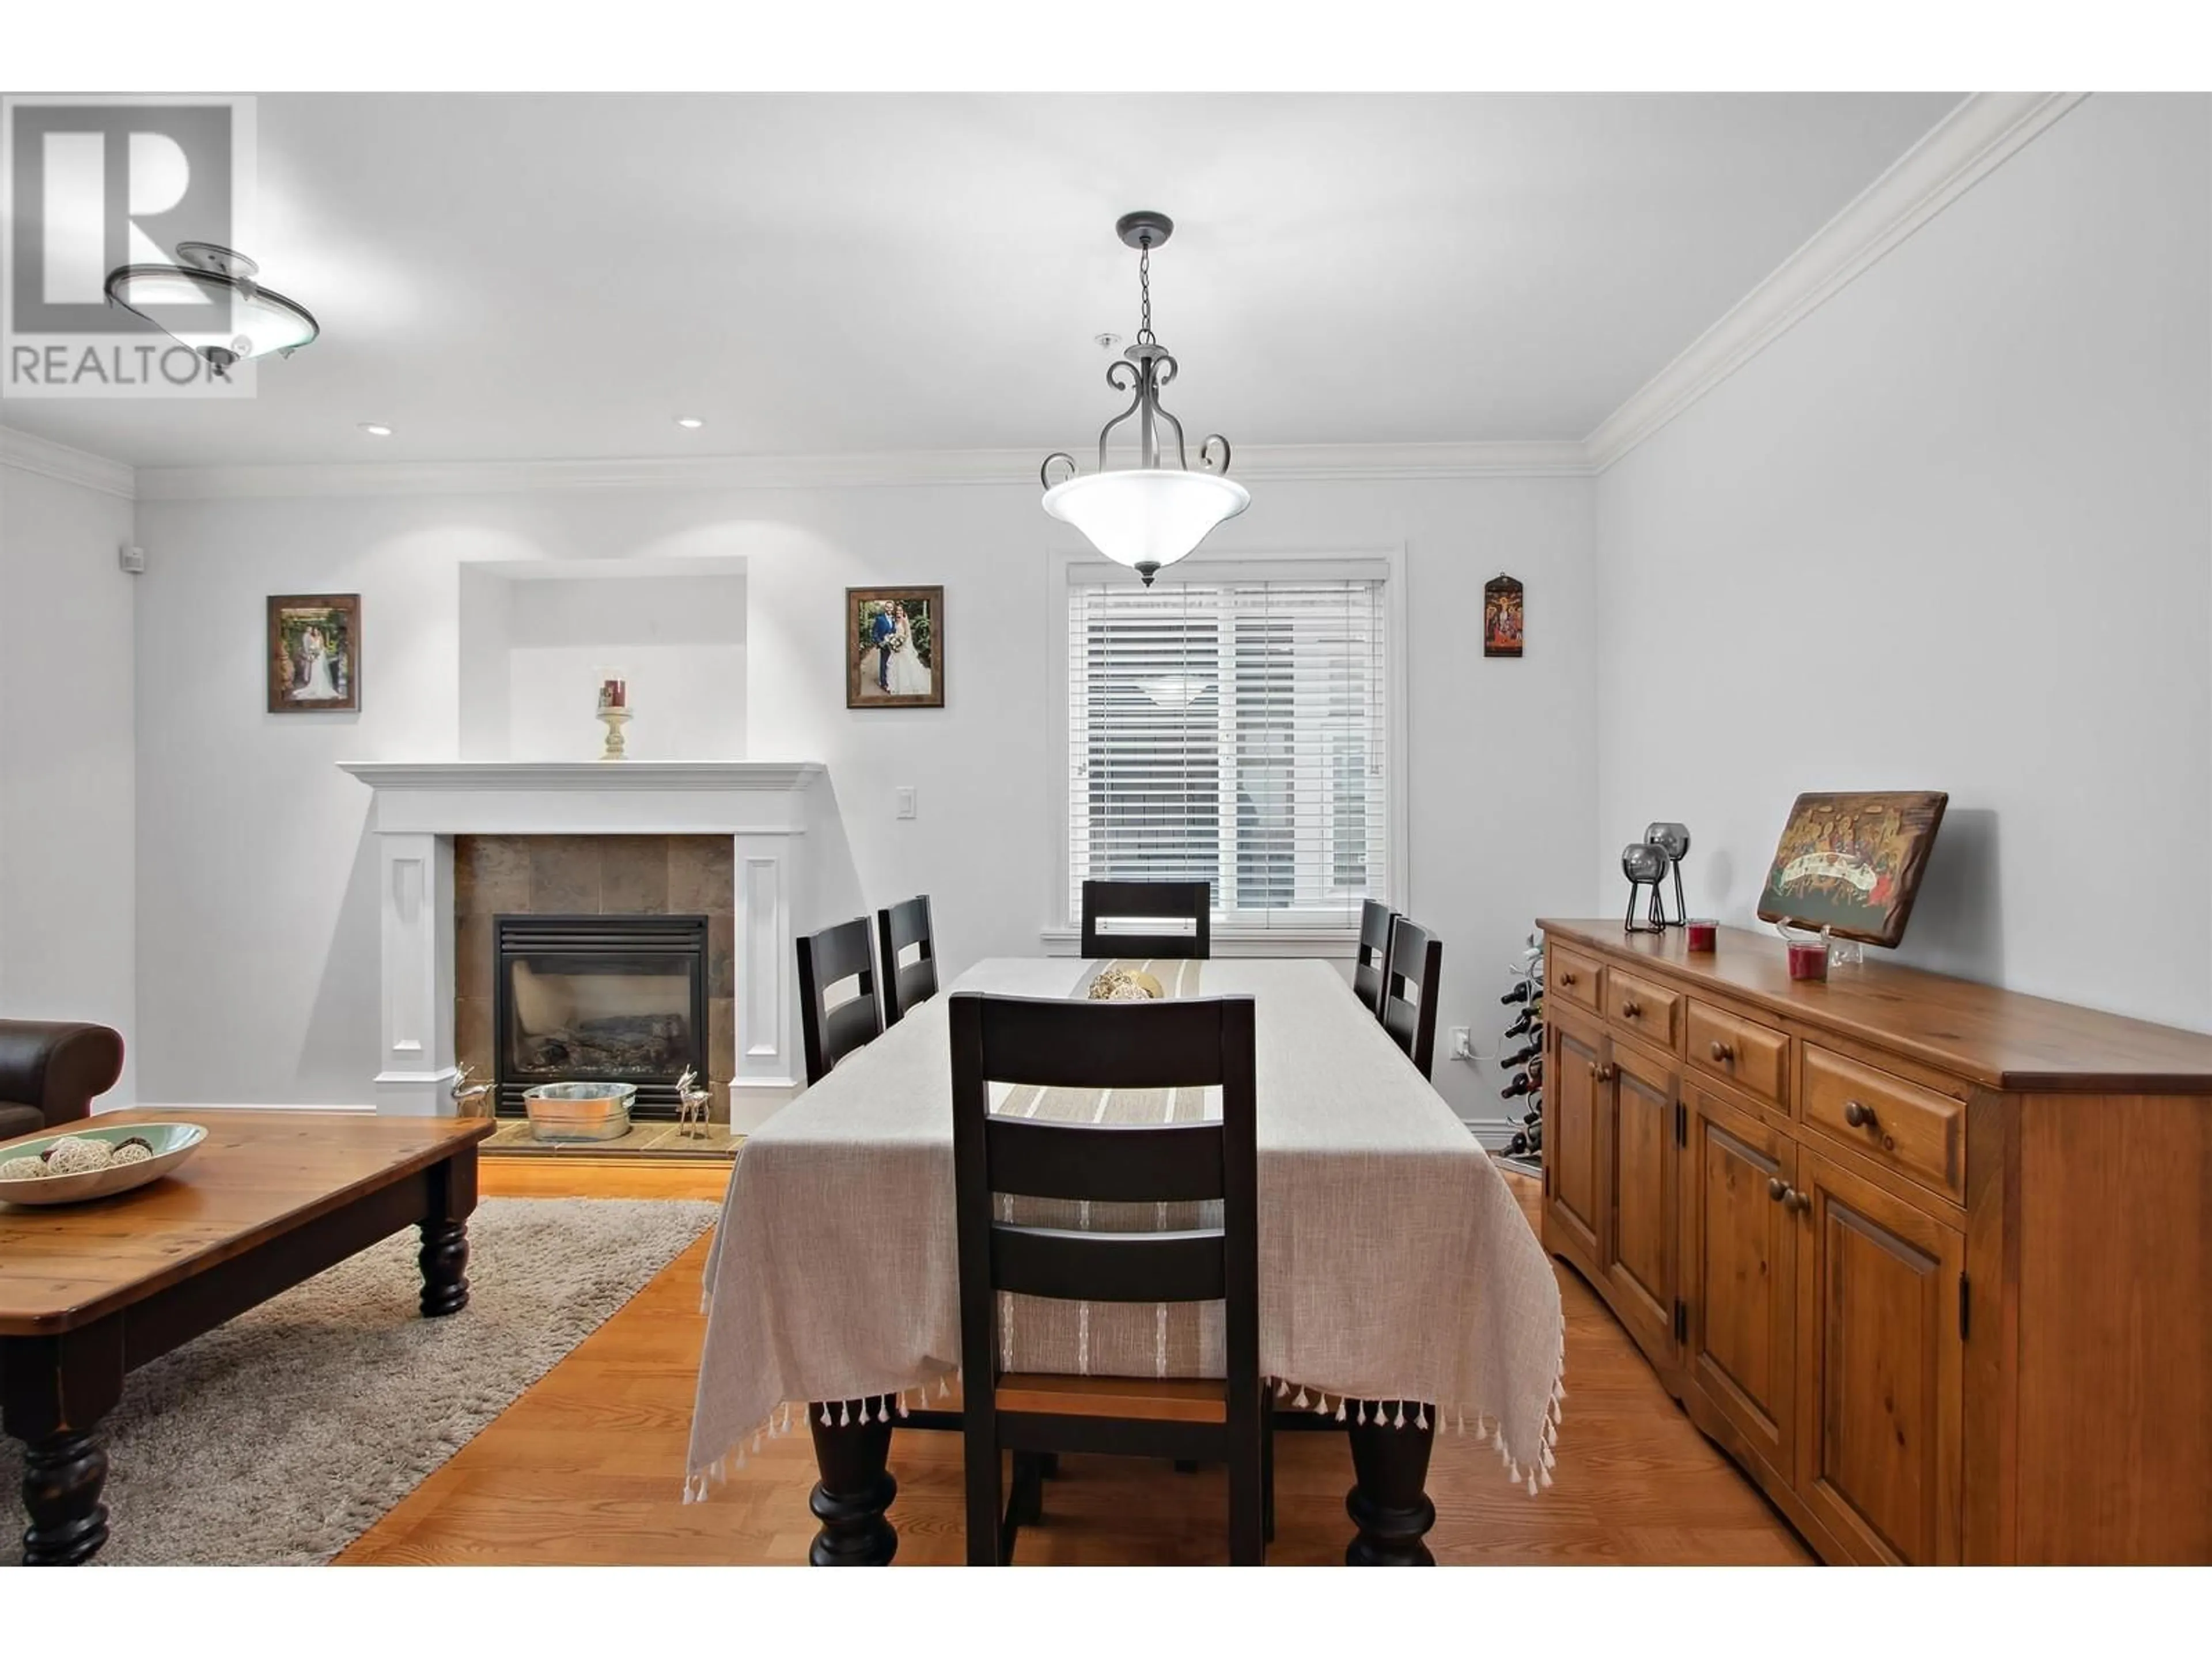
[1535,919,2211,1565]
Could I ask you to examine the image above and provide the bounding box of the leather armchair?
[0,1020,126,1143]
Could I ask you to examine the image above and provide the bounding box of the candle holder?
[1621,843,1668,933]
[596,675,630,761]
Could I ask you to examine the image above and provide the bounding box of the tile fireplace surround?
[340,762,824,1131]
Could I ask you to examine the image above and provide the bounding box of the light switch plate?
[895,786,916,820]
[1449,1026,1472,1060]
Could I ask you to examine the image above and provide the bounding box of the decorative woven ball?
[116,1136,154,1155]
[0,1155,48,1181]
[41,1136,114,1175]
[109,1142,154,1166]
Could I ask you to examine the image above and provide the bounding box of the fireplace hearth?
[493,914,709,1120]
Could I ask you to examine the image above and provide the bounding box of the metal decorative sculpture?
[676,1065,713,1141]
[449,1060,494,1119]
[1643,822,1692,927]
[1622,842,1669,933]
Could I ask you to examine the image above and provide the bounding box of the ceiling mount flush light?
[103,243,319,380]
[358,423,393,437]
[675,416,705,430]
[1040,211,1247,586]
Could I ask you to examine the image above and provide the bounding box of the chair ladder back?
[1353,899,1397,1017]
[876,894,939,1027]
[796,916,882,1085]
[1078,880,1212,960]
[1381,916,1445,1080]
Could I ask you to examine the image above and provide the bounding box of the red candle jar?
[1786,938,1828,982]
[1686,919,1718,953]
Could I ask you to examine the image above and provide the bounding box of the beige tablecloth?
[685,958,1565,1498]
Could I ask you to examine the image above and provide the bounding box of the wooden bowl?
[0,1122,208,1206]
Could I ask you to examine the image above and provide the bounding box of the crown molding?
[0,425,137,498]
[132,438,1594,501]
[1585,91,2090,472]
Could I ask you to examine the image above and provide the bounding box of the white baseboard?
[1463,1118,1521,1152]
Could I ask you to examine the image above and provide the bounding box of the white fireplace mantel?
[340,760,827,1127]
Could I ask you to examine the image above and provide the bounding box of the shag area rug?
[0,1197,718,1566]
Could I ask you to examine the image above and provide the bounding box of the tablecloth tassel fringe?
[1415,1405,1429,1429]
[1274,1376,1288,1398]
[1392,1402,1406,1429]
[897,1391,911,1418]
[1335,1398,1348,1422]
[940,1373,953,1397]
[1291,1387,1308,1408]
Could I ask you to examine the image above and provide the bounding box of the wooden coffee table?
[0,1109,493,1565]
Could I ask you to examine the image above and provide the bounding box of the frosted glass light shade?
[1042,468,1251,579]
[105,266,319,359]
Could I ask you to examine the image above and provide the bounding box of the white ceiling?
[4,92,1960,470]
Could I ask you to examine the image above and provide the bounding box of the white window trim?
[1043,543,1411,958]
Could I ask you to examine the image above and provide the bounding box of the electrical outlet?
[895,786,916,820]
[1449,1026,1472,1060]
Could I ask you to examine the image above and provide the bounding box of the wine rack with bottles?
[1496,929,1546,1176]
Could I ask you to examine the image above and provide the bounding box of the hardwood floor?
[338,1158,1813,1565]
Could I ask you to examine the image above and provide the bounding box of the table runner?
[685,957,1565,1500]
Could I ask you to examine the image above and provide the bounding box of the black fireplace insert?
[492,914,709,1120]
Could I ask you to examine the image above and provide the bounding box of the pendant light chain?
[1137,238,1155,346]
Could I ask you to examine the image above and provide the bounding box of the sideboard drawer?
[1687,1000,1790,1112]
[1802,1044,1964,1202]
[1550,944,1604,1016]
[1607,967,1682,1052]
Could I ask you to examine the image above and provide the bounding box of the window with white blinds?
[1066,573,1392,930]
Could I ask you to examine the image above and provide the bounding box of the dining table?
[685,955,1566,1565]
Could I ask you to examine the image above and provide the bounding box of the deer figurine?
[676,1065,712,1140]
[450,1061,494,1119]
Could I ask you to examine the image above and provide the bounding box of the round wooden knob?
[1843,1099,1877,1129]
[1621,999,1641,1017]
[1767,1176,1788,1203]
[1596,1063,1617,1084]
[1559,971,1577,986]
[1785,1189,1812,1215]
[1709,1040,1734,1062]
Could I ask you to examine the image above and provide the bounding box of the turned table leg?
[1344,1400,1438,1566]
[21,1433,109,1566]
[808,1397,898,1565]
[418,1148,478,1317]
[4,1323,124,1566]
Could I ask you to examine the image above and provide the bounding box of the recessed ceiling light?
[359,422,393,437]
[675,416,705,430]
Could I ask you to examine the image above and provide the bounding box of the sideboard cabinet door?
[1544,1013,1605,1276]
[1683,1085,1797,1483]
[1603,1033,1680,1370]
[1794,1149,1964,1564]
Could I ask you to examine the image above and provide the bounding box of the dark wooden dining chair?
[796,916,882,1085]
[875,894,938,1028]
[949,990,1268,1565]
[1380,915,1444,1079]
[1353,899,1397,1018]
[1078,879,1211,960]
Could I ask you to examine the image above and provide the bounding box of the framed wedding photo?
[267,593,361,714]
[846,586,944,709]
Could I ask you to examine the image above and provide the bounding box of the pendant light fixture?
[104,242,319,380]
[1040,211,1247,586]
